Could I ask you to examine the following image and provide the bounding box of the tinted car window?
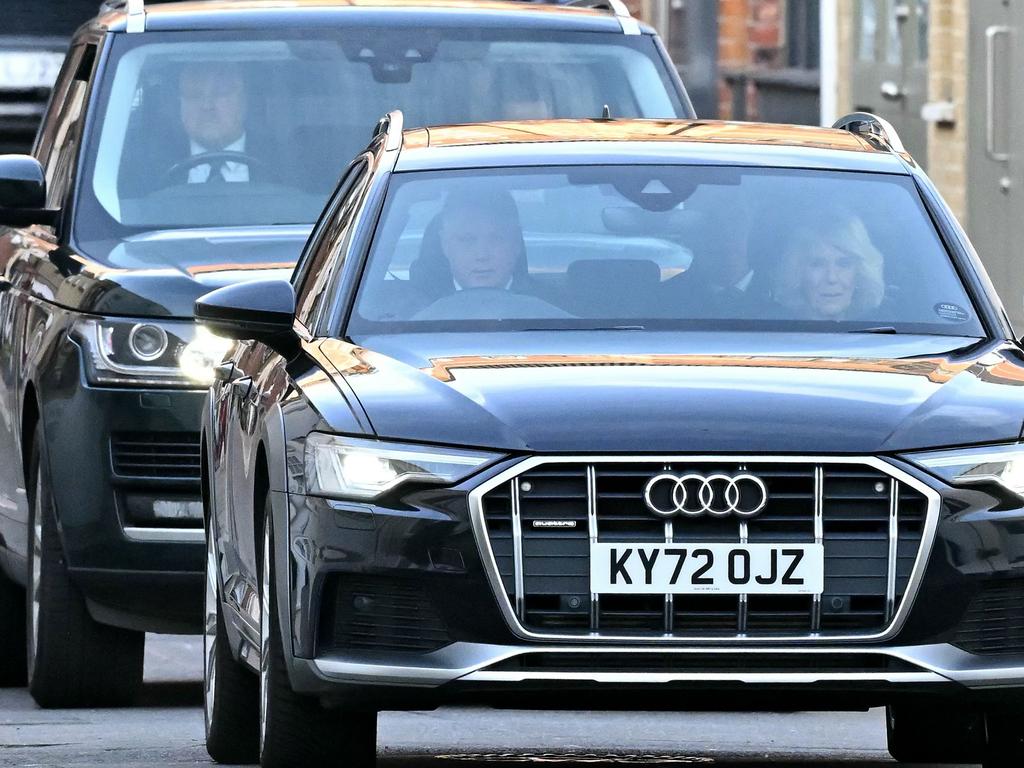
[350,165,984,337]
[294,160,371,330]
[74,27,684,257]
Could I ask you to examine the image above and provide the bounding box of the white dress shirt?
[188,135,249,183]
[453,276,514,291]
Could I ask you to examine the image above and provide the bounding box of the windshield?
[349,165,984,337]
[74,27,684,263]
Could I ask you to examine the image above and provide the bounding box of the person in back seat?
[656,205,762,317]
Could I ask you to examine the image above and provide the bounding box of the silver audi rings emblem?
[643,473,769,518]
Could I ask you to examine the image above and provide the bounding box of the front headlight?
[904,443,1024,499]
[304,434,502,500]
[71,318,233,387]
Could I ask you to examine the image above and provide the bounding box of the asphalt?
[0,636,977,768]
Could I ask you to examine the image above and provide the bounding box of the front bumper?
[41,344,206,633]
[308,641,1024,688]
[283,455,1024,706]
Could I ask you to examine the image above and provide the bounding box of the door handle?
[986,25,1012,162]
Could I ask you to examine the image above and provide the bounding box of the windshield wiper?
[518,325,646,332]
[849,326,899,334]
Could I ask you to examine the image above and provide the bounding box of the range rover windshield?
[74,27,684,264]
[350,165,985,336]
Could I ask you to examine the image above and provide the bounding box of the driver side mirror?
[195,279,299,358]
[0,155,57,226]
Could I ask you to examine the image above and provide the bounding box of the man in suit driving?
[174,61,256,184]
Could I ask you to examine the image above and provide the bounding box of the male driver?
[410,188,566,319]
[440,189,525,290]
[174,61,258,184]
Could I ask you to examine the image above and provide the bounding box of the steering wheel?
[162,150,275,184]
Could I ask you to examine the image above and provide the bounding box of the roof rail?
[565,0,639,34]
[512,0,639,34]
[832,112,907,154]
[373,110,404,152]
[101,0,146,32]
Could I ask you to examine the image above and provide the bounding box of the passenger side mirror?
[195,279,299,358]
[0,155,57,226]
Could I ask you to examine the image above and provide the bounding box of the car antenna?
[601,104,612,120]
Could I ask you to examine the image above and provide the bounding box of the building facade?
[638,0,821,124]
[827,0,1024,328]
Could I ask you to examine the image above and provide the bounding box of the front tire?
[204,513,259,763]
[0,568,26,686]
[886,701,985,764]
[983,709,1024,768]
[258,491,377,768]
[25,428,144,708]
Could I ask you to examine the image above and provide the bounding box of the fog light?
[128,323,168,362]
[152,500,203,521]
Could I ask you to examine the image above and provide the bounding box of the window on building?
[787,0,821,69]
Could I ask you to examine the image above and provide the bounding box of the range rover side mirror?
[195,279,299,358]
[0,155,56,226]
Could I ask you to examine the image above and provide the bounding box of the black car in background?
[0,0,692,708]
[200,113,1024,767]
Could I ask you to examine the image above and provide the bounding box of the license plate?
[590,543,824,595]
[0,51,64,90]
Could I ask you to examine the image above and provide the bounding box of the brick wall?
[924,0,968,224]
[717,0,785,119]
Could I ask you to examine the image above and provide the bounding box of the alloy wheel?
[259,521,271,753]
[27,473,43,683]
[203,519,218,737]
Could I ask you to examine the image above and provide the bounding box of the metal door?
[967,1,1023,329]
[850,0,930,165]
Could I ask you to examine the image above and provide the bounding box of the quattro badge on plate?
[590,542,824,595]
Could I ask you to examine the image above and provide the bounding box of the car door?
[0,40,96,568]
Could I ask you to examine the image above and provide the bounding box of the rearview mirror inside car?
[195,279,298,358]
[0,155,57,226]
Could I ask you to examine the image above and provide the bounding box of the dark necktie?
[205,161,227,184]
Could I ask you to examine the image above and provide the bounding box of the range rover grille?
[110,432,201,480]
[479,459,931,639]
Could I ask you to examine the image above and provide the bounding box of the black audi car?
[0,0,692,707]
[197,113,1024,767]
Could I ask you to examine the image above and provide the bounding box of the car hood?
[65,226,311,317]
[322,331,1024,454]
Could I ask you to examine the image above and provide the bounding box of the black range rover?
[0,0,692,707]
[197,114,1024,767]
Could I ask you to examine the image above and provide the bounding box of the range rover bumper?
[40,353,206,634]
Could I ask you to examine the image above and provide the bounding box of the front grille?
[479,459,931,639]
[318,575,452,654]
[954,578,1024,655]
[110,432,201,480]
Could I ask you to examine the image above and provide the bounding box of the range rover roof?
[97,0,643,34]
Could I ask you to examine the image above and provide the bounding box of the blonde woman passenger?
[772,209,886,321]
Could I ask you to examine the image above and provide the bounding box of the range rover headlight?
[304,434,501,500]
[71,318,232,387]
[904,443,1024,499]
